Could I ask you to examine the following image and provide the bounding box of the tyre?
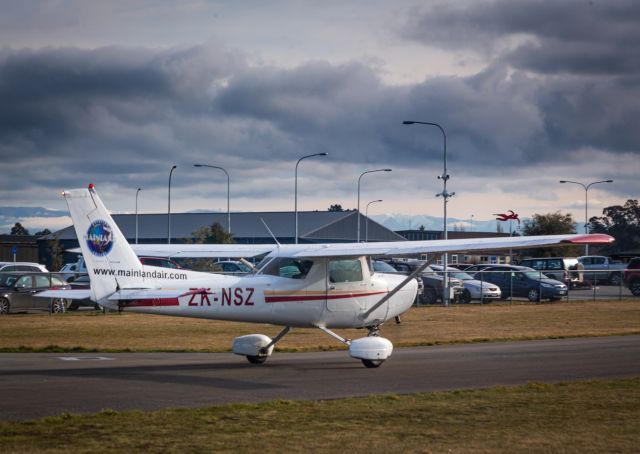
[362,359,384,368]
[629,280,640,297]
[246,355,267,364]
[51,299,67,313]
[460,289,472,304]
[527,288,540,302]
[0,298,10,315]
[422,289,437,305]
[608,273,622,286]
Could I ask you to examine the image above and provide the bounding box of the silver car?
[0,273,69,314]
[431,265,501,303]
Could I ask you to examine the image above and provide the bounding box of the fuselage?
[99,256,417,329]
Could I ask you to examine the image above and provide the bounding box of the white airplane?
[41,185,614,368]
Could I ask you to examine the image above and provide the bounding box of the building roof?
[48,210,407,244]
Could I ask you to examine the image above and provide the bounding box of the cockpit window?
[329,259,363,283]
[262,258,314,279]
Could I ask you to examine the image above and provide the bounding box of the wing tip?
[561,233,615,245]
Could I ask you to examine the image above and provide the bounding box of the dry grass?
[0,378,638,453]
[0,299,639,352]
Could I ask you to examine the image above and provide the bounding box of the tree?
[10,222,29,235]
[328,204,344,212]
[35,228,51,237]
[589,199,640,254]
[521,212,579,257]
[185,222,235,271]
[48,235,64,272]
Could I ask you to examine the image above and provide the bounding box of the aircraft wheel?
[0,298,10,315]
[246,355,268,364]
[361,359,384,368]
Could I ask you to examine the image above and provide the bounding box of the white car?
[431,265,501,303]
[58,262,79,281]
[0,262,48,273]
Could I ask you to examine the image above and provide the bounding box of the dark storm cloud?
[401,0,640,76]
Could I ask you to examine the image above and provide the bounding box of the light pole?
[403,120,454,304]
[135,188,142,244]
[559,179,613,255]
[167,165,177,244]
[295,152,328,244]
[357,169,392,242]
[194,164,231,234]
[365,199,382,242]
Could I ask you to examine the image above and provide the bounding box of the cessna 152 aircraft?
[41,185,614,368]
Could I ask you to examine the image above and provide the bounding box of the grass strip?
[0,378,638,453]
[1,300,639,353]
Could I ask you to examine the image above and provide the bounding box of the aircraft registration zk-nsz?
[41,185,614,368]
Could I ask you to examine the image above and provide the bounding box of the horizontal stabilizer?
[36,289,92,300]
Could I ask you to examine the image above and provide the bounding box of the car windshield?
[372,261,397,273]
[431,267,473,280]
[522,270,547,280]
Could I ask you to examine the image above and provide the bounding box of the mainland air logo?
[85,220,114,256]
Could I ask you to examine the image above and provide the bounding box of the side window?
[593,257,605,265]
[263,258,314,279]
[35,275,51,288]
[549,260,561,270]
[329,259,363,283]
[50,276,65,286]
[4,266,18,272]
[15,276,33,289]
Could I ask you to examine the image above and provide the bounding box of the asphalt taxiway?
[1,335,639,421]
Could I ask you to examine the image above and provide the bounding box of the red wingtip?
[88,183,95,190]
[561,234,615,245]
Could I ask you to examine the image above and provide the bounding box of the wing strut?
[360,254,441,320]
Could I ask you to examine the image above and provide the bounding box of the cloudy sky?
[1,0,638,233]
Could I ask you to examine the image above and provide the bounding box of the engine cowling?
[349,336,393,361]
[232,334,274,357]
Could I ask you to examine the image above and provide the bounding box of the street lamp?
[357,169,392,242]
[403,120,454,304]
[194,164,231,234]
[295,152,328,244]
[135,188,142,245]
[559,179,613,255]
[167,165,177,244]
[365,199,382,242]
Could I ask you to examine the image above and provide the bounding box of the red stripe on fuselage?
[123,298,180,307]
[265,291,387,303]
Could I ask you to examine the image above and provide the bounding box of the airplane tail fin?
[63,185,145,301]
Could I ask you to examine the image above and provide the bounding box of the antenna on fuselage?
[260,218,281,248]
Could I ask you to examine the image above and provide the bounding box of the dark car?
[372,260,424,304]
[623,257,640,296]
[67,275,101,310]
[472,265,568,302]
[518,257,579,288]
[383,259,465,304]
[0,273,70,314]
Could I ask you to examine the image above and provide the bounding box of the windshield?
[0,274,19,287]
[431,268,473,280]
[522,270,547,280]
[372,261,397,273]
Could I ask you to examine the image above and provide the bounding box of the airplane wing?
[36,289,93,300]
[67,233,614,259]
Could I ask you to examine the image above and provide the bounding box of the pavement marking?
[57,356,115,361]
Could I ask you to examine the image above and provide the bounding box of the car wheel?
[608,273,622,286]
[527,289,540,302]
[0,298,10,315]
[51,299,67,313]
[423,289,437,305]
[461,289,472,304]
[630,280,640,297]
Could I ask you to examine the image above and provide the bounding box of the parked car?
[577,256,627,285]
[139,256,183,269]
[518,257,579,288]
[384,259,465,304]
[623,257,640,296]
[0,273,70,314]
[0,262,48,273]
[67,275,101,310]
[472,265,568,302]
[372,260,424,304]
[58,262,79,281]
[430,265,501,303]
[211,260,252,275]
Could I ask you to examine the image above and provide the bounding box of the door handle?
[329,285,336,290]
